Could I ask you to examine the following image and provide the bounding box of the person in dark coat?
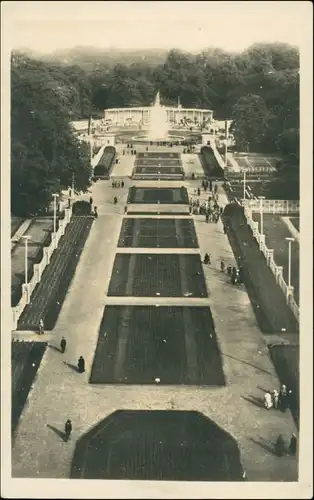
[275,434,286,457]
[77,356,85,373]
[60,337,66,353]
[94,206,98,218]
[205,213,209,223]
[89,196,93,205]
[279,384,288,411]
[288,434,297,455]
[197,188,201,196]
[203,253,210,265]
[227,264,232,276]
[220,260,225,272]
[114,196,118,205]
[223,224,228,234]
[121,180,124,188]
[64,419,72,441]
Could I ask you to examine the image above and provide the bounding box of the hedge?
[93,146,116,179]
[200,146,225,179]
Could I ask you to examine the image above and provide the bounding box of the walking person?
[203,253,211,265]
[279,384,288,411]
[64,419,72,442]
[272,389,279,409]
[220,260,225,272]
[77,356,85,373]
[94,206,98,219]
[275,434,286,457]
[39,318,44,335]
[60,337,66,353]
[114,196,118,205]
[264,391,273,410]
[197,188,201,196]
[288,434,297,455]
[205,213,209,223]
[227,264,232,276]
[121,180,124,188]
[89,196,93,205]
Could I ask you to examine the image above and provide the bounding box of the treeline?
[11,42,300,216]
[11,53,92,216]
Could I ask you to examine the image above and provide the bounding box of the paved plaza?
[11,152,298,481]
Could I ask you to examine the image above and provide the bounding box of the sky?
[2,1,311,55]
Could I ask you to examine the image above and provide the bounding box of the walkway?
[11,179,297,482]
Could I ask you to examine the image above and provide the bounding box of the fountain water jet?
[132,91,185,143]
[147,91,169,141]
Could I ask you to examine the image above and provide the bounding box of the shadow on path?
[221,352,275,377]
[249,438,277,456]
[241,395,264,409]
[47,424,66,442]
[63,361,78,372]
[48,344,62,353]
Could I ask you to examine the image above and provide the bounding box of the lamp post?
[285,237,295,288]
[243,169,247,200]
[224,120,228,167]
[258,196,266,235]
[52,193,58,241]
[71,173,75,201]
[21,235,31,286]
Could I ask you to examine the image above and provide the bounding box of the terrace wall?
[11,207,73,330]
[242,203,299,323]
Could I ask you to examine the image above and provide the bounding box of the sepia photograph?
[1,1,313,498]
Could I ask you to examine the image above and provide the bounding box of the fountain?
[147,91,169,141]
[132,91,185,143]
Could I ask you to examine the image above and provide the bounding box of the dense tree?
[12,41,300,211]
[11,54,92,216]
[230,94,273,152]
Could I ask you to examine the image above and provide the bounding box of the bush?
[93,146,116,179]
[200,146,225,179]
[72,200,92,215]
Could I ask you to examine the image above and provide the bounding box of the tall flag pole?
[88,106,93,166]
[224,120,228,167]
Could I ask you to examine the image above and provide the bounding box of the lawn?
[290,217,300,232]
[11,218,54,307]
[223,205,299,334]
[224,180,272,201]
[127,186,189,204]
[17,216,94,331]
[107,254,208,297]
[11,217,25,237]
[137,152,180,159]
[118,218,198,248]
[252,213,299,305]
[133,166,184,175]
[71,410,244,481]
[135,159,182,166]
[90,306,224,385]
[12,340,47,436]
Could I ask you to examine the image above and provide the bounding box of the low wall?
[242,204,299,322]
[11,207,73,330]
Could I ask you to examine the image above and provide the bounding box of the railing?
[242,204,299,322]
[11,207,73,330]
[243,199,299,214]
